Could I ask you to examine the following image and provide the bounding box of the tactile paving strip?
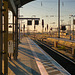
[41,60,63,75]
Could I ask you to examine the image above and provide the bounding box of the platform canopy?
[13,0,35,7]
[8,0,35,15]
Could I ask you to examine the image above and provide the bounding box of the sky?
[19,0,75,32]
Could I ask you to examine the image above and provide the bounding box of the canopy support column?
[13,14,15,59]
[0,0,2,74]
[14,7,18,60]
[4,0,8,74]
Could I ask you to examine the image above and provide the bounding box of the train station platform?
[8,37,70,75]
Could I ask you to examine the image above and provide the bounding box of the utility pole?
[69,17,71,40]
[58,0,60,38]
[0,0,2,74]
[73,18,74,40]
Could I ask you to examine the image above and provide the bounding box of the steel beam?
[0,0,2,74]
[9,0,16,15]
[4,0,8,74]
[18,18,40,20]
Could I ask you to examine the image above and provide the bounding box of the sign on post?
[8,40,13,53]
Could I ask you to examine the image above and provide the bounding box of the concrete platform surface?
[8,37,71,75]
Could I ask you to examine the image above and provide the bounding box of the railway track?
[33,39,75,75]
